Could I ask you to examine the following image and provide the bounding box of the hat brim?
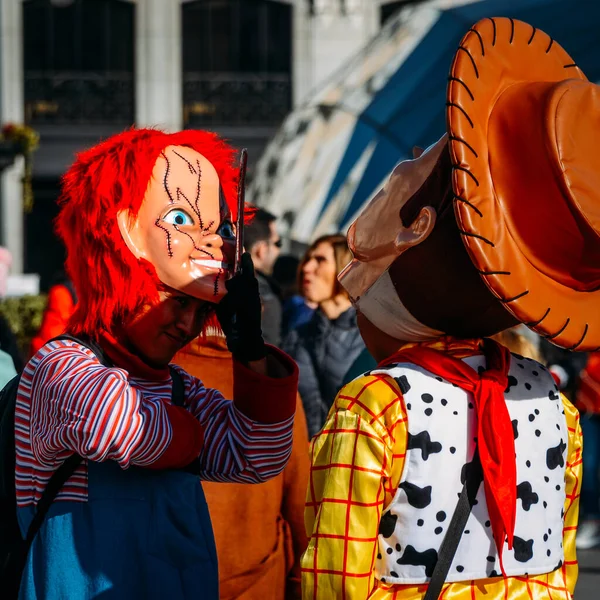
[447,17,595,350]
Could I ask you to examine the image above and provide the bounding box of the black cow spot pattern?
[399,482,432,509]
[505,375,518,393]
[407,431,442,461]
[549,390,559,401]
[395,545,438,578]
[512,419,519,439]
[394,375,411,395]
[421,393,434,403]
[546,439,567,470]
[517,481,539,511]
[379,511,397,538]
[513,536,534,562]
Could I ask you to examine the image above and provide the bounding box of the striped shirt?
[16,339,294,506]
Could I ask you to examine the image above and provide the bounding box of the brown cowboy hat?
[448,17,600,351]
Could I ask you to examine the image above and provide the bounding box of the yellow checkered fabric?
[301,339,582,600]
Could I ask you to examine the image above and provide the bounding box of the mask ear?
[394,206,436,252]
[117,209,145,259]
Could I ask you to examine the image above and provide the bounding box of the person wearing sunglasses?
[245,208,284,347]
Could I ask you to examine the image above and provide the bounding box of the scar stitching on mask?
[195,160,204,229]
[155,217,174,257]
[172,149,197,174]
[202,220,215,233]
[161,152,176,204]
[176,187,201,220]
[173,224,215,259]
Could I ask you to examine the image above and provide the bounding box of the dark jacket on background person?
[283,306,365,437]
[257,271,283,347]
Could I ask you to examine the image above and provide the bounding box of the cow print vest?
[374,353,567,584]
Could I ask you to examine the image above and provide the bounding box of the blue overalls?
[18,460,218,599]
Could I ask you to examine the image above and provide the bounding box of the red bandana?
[380,338,515,573]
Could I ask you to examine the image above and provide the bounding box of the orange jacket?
[30,284,76,357]
[174,336,310,600]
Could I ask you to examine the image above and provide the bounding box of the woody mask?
[117,145,235,302]
[338,136,446,341]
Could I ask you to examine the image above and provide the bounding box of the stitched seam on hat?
[455,196,482,217]
[509,18,515,44]
[449,137,478,158]
[543,318,571,340]
[458,230,493,246]
[567,324,588,350]
[448,77,475,101]
[486,17,497,46]
[501,290,529,303]
[469,28,485,56]
[528,26,537,45]
[446,103,474,128]
[525,308,551,328]
[457,46,479,79]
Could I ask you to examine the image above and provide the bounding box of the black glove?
[216,252,267,363]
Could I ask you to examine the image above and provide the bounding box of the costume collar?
[98,330,170,381]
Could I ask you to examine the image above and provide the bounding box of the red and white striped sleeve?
[177,345,300,483]
[27,343,202,469]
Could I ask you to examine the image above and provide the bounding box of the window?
[23,0,135,125]
[182,0,292,127]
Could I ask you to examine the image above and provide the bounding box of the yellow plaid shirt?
[301,338,582,600]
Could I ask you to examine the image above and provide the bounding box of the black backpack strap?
[168,366,185,407]
[24,454,81,544]
[23,334,112,546]
[423,450,484,600]
[51,334,111,367]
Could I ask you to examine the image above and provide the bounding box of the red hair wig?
[56,128,240,337]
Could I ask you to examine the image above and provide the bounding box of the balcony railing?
[24,72,134,125]
[183,73,291,127]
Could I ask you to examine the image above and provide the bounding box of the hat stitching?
[509,18,515,44]
[457,46,479,79]
[448,77,475,101]
[486,17,497,46]
[469,28,485,56]
[500,290,529,304]
[542,318,570,340]
[566,323,588,351]
[455,195,482,217]
[478,270,511,276]
[546,38,554,54]
[528,26,537,45]
[563,63,578,69]
[458,229,493,247]
[449,137,478,158]
[453,165,479,187]
[525,308,551,328]
[447,103,474,128]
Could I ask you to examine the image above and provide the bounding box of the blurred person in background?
[29,270,77,357]
[175,331,309,600]
[574,351,600,549]
[272,255,315,338]
[283,235,366,438]
[245,208,283,346]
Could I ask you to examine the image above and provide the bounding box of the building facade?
[0,0,415,285]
